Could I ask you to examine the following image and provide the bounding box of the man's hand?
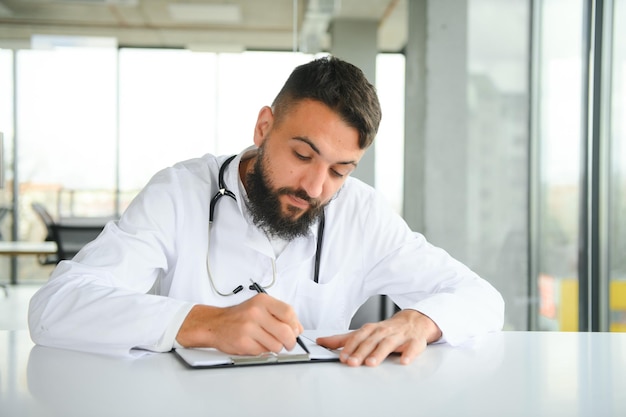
[175,294,303,355]
[316,309,442,367]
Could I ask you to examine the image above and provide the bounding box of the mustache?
[277,188,321,209]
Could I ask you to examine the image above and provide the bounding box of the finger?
[260,294,302,336]
[250,294,301,351]
[316,332,351,350]
[361,335,405,367]
[335,325,378,366]
[343,329,397,367]
[242,336,282,356]
[256,332,288,354]
[294,320,304,336]
[398,338,427,365]
[229,316,285,355]
[239,316,296,354]
[259,320,298,351]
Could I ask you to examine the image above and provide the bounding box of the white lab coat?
[29,149,504,357]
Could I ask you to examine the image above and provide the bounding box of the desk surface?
[0,241,57,255]
[1,330,625,417]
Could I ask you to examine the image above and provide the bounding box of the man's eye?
[295,152,310,161]
[330,169,345,178]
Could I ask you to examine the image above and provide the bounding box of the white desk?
[0,242,57,256]
[0,242,58,290]
[1,330,625,417]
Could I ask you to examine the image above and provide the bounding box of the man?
[29,56,504,367]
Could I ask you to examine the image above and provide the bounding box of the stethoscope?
[206,155,325,296]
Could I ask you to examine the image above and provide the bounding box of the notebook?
[174,335,340,368]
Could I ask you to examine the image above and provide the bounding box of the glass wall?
[534,0,583,331]
[13,45,118,281]
[117,48,218,202]
[609,0,626,332]
[118,50,313,196]
[467,0,530,330]
[17,46,118,217]
[0,50,15,282]
[375,53,405,214]
[0,49,13,229]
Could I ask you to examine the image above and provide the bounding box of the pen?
[249,279,310,354]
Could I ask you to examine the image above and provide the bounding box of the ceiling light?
[168,3,242,24]
[186,43,245,53]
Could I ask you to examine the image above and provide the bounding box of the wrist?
[176,304,222,348]
[396,309,442,344]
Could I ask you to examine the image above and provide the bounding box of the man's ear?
[253,106,274,147]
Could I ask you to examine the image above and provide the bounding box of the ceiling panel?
[0,0,406,51]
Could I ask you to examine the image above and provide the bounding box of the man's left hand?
[316,309,442,367]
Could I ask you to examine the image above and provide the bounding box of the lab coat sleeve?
[385,235,504,346]
[359,191,504,346]
[28,167,197,357]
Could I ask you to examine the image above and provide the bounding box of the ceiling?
[0,0,407,52]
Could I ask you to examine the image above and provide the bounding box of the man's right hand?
[175,294,303,355]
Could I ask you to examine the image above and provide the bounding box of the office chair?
[32,202,106,263]
[0,206,10,240]
[31,202,59,265]
[0,207,11,294]
[51,223,103,261]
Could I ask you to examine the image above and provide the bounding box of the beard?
[246,147,326,240]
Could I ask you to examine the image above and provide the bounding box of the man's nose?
[301,164,325,199]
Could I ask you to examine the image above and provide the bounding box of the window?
[608,0,626,332]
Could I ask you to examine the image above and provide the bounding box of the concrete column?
[330,18,387,327]
[330,19,378,188]
[403,0,427,233]
[404,0,469,263]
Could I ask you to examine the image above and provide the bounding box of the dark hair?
[271,56,382,149]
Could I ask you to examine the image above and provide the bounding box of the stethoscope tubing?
[206,154,324,296]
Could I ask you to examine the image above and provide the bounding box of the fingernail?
[366,357,377,366]
[347,356,360,366]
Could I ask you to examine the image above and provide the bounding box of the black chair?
[31,202,59,265]
[0,206,10,240]
[51,223,104,261]
[31,202,106,263]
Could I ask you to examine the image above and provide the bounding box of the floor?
[0,285,41,330]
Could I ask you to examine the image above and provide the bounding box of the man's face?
[245,99,365,239]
